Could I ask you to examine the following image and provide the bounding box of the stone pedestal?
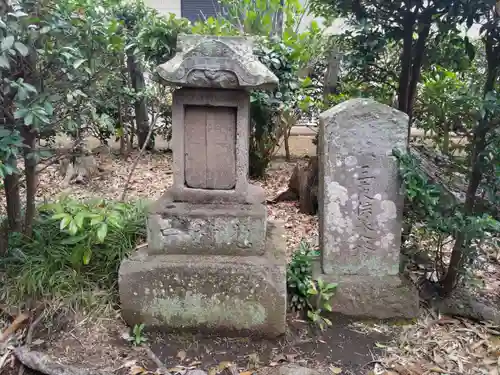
[317,98,419,319]
[119,221,286,336]
[118,35,286,336]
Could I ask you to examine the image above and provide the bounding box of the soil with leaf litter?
[2,141,500,374]
[0,147,319,255]
[1,309,391,375]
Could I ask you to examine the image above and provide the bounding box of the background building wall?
[144,0,181,17]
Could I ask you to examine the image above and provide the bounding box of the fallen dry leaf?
[130,365,147,375]
[0,313,30,343]
[176,350,187,362]
[329,366,342,374]
[246,353,260,369]
[375,312,500,375]
[167,366,187,375]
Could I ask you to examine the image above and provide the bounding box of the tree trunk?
[397,12,416,114]
[440,126,488,295]
[118,98,129,158]
[4,156,21,232]
[127,52,150,150]
[406,12,433,117]
[323,46,341,102]
[22,125,37,238]
[271,0,284,37]
[284,128,291,161]
[440,29,499,296]
[442,121,450,155]
[0,218,8,255]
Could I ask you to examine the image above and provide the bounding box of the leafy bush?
[414,66,481,156]
[191,0,327,177]
[287,241,318,312]
[0,199,147,307]
[396,150,500,289]
[286,241,337,330]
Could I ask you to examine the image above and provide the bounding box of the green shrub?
[0,198,147,308]
[287,241,318,312]
[286,241,337,330]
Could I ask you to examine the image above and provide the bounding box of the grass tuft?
[0,199,147,310]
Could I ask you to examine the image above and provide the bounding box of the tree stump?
[270,156,319,215]
[58,148,102,186]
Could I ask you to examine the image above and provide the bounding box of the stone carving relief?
[185,69,239,89]
[157,35,278,90]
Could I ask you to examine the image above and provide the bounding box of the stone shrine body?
[118,35,287,336]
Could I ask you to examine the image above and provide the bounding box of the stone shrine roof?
[156,35,279,90]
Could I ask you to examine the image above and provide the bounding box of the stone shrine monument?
[118,35,287,336]
[317,98,419,319]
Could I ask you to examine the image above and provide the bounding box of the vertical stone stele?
[118,35,287,337]
[317,98,419,319]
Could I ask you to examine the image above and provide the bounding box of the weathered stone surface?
[318,98,407,276]
[157,35,278,90]
[125,34,285,338]
[119,222,287,337]
[312,271,419,319]
[317,98,417,319]
[170,88,265,204]
[147,193,267,256]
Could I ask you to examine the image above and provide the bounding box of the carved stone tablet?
[318,98,408,277]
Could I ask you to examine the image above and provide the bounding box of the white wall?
[145,0,181,17]
[143,0,481,40]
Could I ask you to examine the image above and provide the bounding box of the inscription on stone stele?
[319,98,408,277]
[356,165,377,252]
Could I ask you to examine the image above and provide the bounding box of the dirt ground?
[1,310,392,375]
[2,133,500,375]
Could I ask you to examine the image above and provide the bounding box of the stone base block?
[147,193,267,256]
[169,183,266,205]
[119,222,287,337]
[313,272,419,319]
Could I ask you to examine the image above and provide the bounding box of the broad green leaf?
[90,216,104,226]
[60,234,88,245]
[82,248,92,265]
[96,223,108,243]
[68,220,78,235]
[11,10,28,18]
[43,102,54,116]
[74,212,86,228]
[1,35,14,51]
[14,42,29,57]
[24,113,34,126]
[0,54,9,69]
[60,215,71,230]
[73,59,86,69]
[39,26,51,34]
[52,212,68,220]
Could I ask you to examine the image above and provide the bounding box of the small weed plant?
[307,278,337,331]
[128,323,147,346]
[0,198,147,309]
[287,241,337,330]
